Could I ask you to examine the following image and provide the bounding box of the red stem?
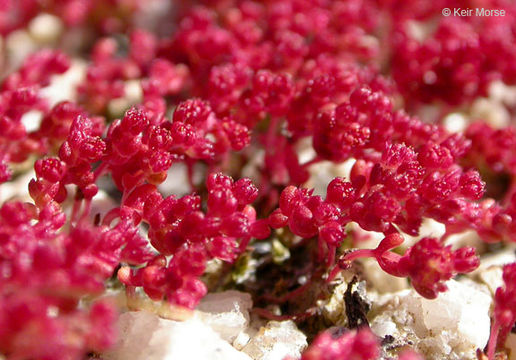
[70,192,82,224]
[326,248,376,283]
[93,161,108,181]
[239,235,251,252]
[342,248,376,262]
[186,160,196,192]
[79,198,92,222]
[487,322,500,360]
[326,245,336,268]
[301,156,322,169]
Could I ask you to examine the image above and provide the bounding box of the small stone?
[323,282,348,327]
[158,163,195,197]
[29,13,63,43]
[372,316,397,339]
[362,258,408,293]
[479,267,505,294]
[125,80,143,104]
[304,158,356,196]
[241,320,307,360]
[443,113,467,133]
[404,280,491,354]
[445,230,485,250]
[41,60,87,105]
[469,249,516,294]
[90,190,117,221]
[104,310,252,360]
[478,249,516,268]
[21,110,43,132]
[406,20,434,42]
[197,291,253,343]
[108,80,144,117]
[233,331,252,350]
[371,280,492,360]
[471,97,510,128]
[0,169,34,203]
[6,30,38,68]
[403,218,446,247]
[488,80,516,106]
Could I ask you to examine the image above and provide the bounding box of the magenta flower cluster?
[1,0,516,359]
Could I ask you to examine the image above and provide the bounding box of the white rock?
[403,218,446,247]
[371,280,492,360]
[125,80,143,104]
[477,267,505,295]
[404,280,491,350]
[158,163,192,197]
[469,249,516,294]
[406,20,435,42]
[6,30,38,68]
[40,60,87,105]
[21,110,43,132]
[443,113,467,133]
[370,291,418,349]
[322,282,348,327]
[296,139,317,164]
[304,158,355,196]
[90,190,117,219]
[477,249,516,269]
[241,321,307,360]
[488,80,516,106]
[108,80,144,116]
[29,13,63,43]
[197,291,253,343]
[371,315,397,338]
[0,169,35,203]
[233,331,253,351]
[362,258,408,293]
[241,149,265,183]
[471,98,510,128]
[445,230,485,251]
[104,310,252,360]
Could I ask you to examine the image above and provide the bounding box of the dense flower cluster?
[375,0,516,106]
[117,172,269,308]
[269,131,484,271]
[487,263,516,359]
[338,234,480,298]
[296,327,380,360]
[0,0,141,35]
[0,50,71,177]
[285,328,423,360]
[1,0,516,359]
[0,201,128,359]
[289,327,426,360]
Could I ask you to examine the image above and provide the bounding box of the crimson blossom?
[1,1,516,359]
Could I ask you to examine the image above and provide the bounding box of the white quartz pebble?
[104,311,252,360]
[371,280,492,360]
[197,291,253,343]
[242,321,307,360]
